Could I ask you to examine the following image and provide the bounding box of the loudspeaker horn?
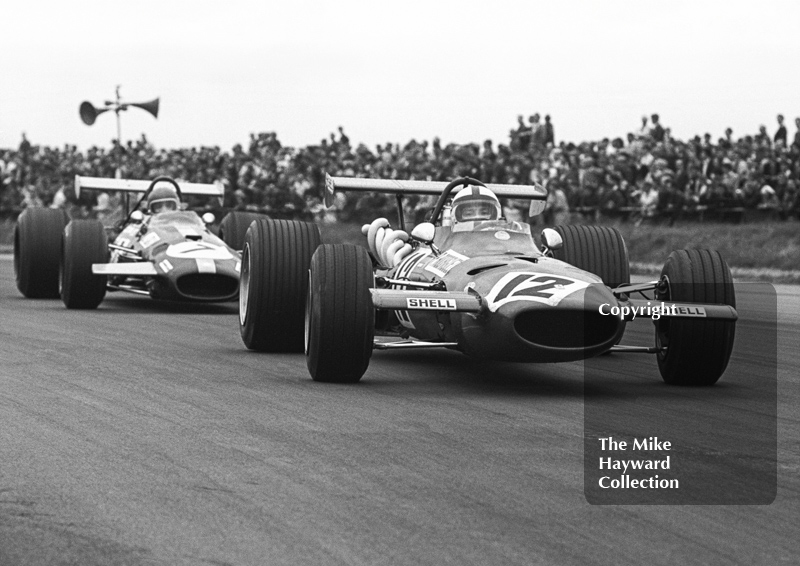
[129,98,159,119]
[79,101,110,126]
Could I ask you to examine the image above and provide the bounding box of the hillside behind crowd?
[1,113,799,224]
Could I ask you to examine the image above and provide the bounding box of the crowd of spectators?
[2,113,799,225]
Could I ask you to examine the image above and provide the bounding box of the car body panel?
[382,221,620,362]
[99,210,241,302]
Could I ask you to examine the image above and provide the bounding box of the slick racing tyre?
[239,218,321,352]
[14,207,70,298]
[551,225,630,289]
[655,249,736,386]
[306,244,374,383]
[61,220,109,309]
[219,211,269,251]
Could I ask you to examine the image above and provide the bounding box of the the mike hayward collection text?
[598,437,679,489]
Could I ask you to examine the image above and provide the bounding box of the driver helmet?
[451,185,501,223]
[147,184,179,214]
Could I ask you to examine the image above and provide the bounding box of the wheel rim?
[239,243,251,327]
[58,252,64,298]
[655,274,671,359]
[13,227,20,280]
[304,270,312,355]
[58,227,68,299]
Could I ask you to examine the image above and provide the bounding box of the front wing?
[371,288,737,322]
[92,263,158,276]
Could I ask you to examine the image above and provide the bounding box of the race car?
[14,175,267,309]
[238,174,737,387]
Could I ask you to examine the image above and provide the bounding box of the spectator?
[480,139,496,182]
[758,184,779,209]
[755,125,771,147]
[638,116,650,139]
[513,115,531,151]
[637,182,660,224]
[338,126,350,148]
[543,115,555,146]
[50,186,68,209]
[722,127,734,149]
[793,118,800,149]
[651,114,665,142]
[529,114,544,153]
[774,115,787,146]
[545,182,570,225]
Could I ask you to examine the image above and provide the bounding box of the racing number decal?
[486,273,589,311]
[492,274,574,301]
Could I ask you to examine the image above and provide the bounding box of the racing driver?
[450,185,502,225]
[146,185,180,214]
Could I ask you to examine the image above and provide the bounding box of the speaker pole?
[114,85,123,178]
[79,85,160,179]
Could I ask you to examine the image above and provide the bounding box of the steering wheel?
[426,177,488,224]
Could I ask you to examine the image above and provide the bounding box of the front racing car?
[233,174,737,387]
[297,175,737,386]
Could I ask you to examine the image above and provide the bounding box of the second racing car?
[14,175,267,309]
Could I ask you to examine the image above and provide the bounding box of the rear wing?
[75,175,224,199]
[324,173,547,208]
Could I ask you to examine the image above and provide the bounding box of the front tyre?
[61,220,109,309]
[239,219,321,352]
[655,249,736,386]
[306,244,374,383]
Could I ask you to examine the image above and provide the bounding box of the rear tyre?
[239,219,321,352]
[219,212,268,251]
[552,224,630,345]
[551,224,630,288]
[61,220,109,309]
[306,244,374,383]
[655,249,736,386]
[14,208,69,298]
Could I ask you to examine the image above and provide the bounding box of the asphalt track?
[1,256,798,565]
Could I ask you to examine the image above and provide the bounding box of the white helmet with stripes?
[451,185,501,223]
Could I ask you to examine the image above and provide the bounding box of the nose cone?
[511,283,622,353]
[457,282,623,362]
[149,248,240,302]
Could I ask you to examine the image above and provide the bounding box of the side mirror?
[202,212,215,224]
[411,222,436,244]
[541,228,563,251]
[130,210,144,222]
